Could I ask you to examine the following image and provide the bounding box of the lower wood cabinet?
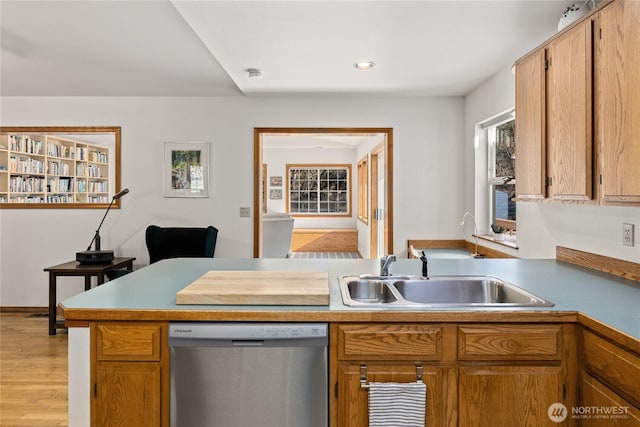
[331,323,578,427]
[580,372,640,426]
[92,322,169,427]
[95,362,161,427]
[336,363,456,427]
[459,365,565,427]
[579,327,640,426]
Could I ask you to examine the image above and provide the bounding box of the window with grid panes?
[287,165,351,215]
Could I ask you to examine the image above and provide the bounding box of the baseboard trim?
[0,306,48,313]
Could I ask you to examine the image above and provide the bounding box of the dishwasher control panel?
[169,322,328,340]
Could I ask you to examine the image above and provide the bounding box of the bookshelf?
[0,127,120,208]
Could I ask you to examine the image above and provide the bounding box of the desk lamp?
[76,188,129,264]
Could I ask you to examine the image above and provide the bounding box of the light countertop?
[60,257,640,342]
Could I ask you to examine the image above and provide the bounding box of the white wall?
[0,95,465,306]
[465,68,640,262]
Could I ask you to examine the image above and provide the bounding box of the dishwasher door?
[169,323,328,427]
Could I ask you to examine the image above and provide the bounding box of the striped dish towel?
[368,381,426,427]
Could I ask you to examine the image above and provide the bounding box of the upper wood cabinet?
[515,0,639,206]
[515,49,546,200]
[515,20,593,201]
[594,0,640,205]
[546,20,593,201]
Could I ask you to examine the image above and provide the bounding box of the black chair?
[145,225,218,264]
[106,225,218,280]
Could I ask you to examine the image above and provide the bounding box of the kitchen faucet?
[379,255,396,276]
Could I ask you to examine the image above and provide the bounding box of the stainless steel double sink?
[339,275,554,307]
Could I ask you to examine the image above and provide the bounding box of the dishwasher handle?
[232,340,264,347]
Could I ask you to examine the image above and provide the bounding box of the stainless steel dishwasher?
[169,322,328,427]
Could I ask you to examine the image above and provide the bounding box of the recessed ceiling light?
[354,61,375,70]
[247,68,264,79]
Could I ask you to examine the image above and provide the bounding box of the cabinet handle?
[94,383,97,398]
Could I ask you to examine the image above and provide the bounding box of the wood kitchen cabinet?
[336,363,456,427]
[545,20,593,201]
[580,328,640,425]
[515,48,546,200]
[92,322,169,427]
[515,19,593,201]
[459,365,565,426]
[331,323,457,427]
[516,0,640,206]
[458,324,577,427]
[580,373,640,426]
[594,0,640,205]
[331,323,578,427]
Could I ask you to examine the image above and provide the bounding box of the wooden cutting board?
[176,270,330,305]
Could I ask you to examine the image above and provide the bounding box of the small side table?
[44,257,135,335]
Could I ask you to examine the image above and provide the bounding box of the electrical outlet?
[623,223,634,247]
[239,207,251,218]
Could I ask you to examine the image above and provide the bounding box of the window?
[287,164,351,216]
[357,155,368,223]
[486,110,516,234]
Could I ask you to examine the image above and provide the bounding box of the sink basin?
[339,275,554,307]
[347,280,398,304]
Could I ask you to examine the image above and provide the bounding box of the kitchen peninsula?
[61,257,640,427]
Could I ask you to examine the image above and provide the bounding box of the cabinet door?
[459,365,565,427]
[546,20,593,201]
[92,322,168,427]
[336,363,455,427]
[595,0,640,205]
[581,372,640,426]
[94,362,161,427]
[515,49,547,200]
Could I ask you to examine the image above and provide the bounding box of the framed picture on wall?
[164,142,209,197]
[270,176,282,187]
[270,189,282,200]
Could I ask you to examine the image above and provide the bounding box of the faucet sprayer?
[419,250,429,279]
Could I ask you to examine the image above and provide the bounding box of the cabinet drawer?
[96,323,162,361]
[458,324,562,360]
[582,329,640,404]
[337,324,444,360]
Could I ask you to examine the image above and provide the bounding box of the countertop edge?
[60,305,640,353]
[60,304,577,324]
[578,312,640,354]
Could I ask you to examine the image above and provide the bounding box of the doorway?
[253,128,393,258]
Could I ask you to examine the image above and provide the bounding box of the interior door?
[376,151,386,257]
[370,142,388,259]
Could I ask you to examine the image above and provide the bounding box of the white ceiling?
[0,0,573,98]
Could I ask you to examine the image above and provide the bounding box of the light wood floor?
[0,313,68,426]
